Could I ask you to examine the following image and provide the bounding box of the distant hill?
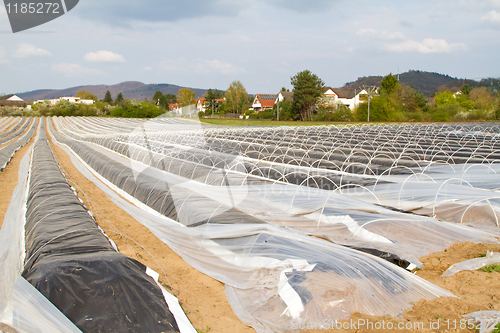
[16,81,207,101]
[342,70,485,96]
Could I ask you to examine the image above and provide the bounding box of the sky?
[1,0,500,96]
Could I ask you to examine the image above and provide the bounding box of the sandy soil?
[0,119,499,332]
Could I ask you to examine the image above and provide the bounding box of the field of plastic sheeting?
[47,117,500,331]
[0,119,195,333]
[0,117,37,170]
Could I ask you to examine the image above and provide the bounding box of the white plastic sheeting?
[462,311,500,333]
[441,251,500,277]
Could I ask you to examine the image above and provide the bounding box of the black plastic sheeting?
[0,117,37,171]
[22,121,180,333]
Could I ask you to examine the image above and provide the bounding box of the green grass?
[199,118,359,127]
[481,264,500,273]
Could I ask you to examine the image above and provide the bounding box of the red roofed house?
[196,98,206,113]
[168,103,180,115]
[252,94,278,113]
[196,97,225,114]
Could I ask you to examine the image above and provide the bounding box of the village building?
[196,97,225,113]
[320,87,368,109]
[275,91,294,104]
[35,96,94,106]
[252,94,278,112]
[6,95,24,102]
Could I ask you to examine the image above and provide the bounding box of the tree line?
[7,71,500,121]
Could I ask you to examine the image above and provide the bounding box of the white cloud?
[144,66,153,71]
[84,50,126,63]
[12,43,51,58]
[356,28,405,40]
[385,38,467,53]
[51,63,104,77]
[481,10,500,28]
[193,59,244,75]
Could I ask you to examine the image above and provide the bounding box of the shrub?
[249,110,274,120]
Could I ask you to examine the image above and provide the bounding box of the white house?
[6,95,24,102]
[196,98,206,113]
[320,87,368,109]
[35,96,94,106]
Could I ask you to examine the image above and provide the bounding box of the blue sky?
[1,0,500,95]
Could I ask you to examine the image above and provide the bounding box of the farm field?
[1,116,500,332]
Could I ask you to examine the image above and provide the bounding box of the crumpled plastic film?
[441,251,500,277]
[343,175,500,234]
[462,311,500,333]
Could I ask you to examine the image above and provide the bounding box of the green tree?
[461,84,471,96]
[470,87,495,110]
[164,94,177,105]
[152,91,163,104]
[76,90,97,101]
[380,73,399,95]
[434,91,457,107]
[115,92,124,105]
[291,70,325,121]
[225,81,248,114]
[110,100,163,118]
[176,88,196,107]
[204,89,225,116]
[103,90,113,104]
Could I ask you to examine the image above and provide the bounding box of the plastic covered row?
[22,121,183,332]
[0,117,38,171]
[0,117,30,145]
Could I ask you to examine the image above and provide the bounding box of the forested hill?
[343,70,498,96]
[16,81,207,101]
